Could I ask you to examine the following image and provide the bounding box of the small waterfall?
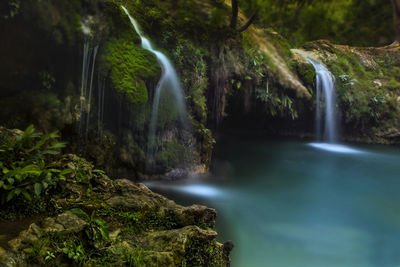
[121,7,188,159]
[86,45,99,139]
[97,76,106,137]
[298,52,338,143]
[78,41,99,139]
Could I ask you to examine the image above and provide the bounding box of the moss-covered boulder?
[100,2,161,104]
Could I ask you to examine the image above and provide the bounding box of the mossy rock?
[102,3,161,104]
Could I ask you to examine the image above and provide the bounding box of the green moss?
[58,0,82,45]
[296,61,316,92]
[386,78,400,90]
[101,3,161,104]
[323,46,400,132]
[194,123,215,166]
[102,33,160,104]
[155,141,186,169]
[182,237,224,267]
[173,40,209,124]
[262,28,293,66]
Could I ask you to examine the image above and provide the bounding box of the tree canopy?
[237,0,394,47]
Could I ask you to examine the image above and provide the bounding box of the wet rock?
[8,223,42,251]
[1,161,231,266]
[55,213,87,233]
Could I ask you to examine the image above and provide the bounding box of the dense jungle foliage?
[238,0,394,46]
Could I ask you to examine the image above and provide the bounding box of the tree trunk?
[392,0,400,43]
[230,0,239,29]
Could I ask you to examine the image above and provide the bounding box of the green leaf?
[42,150,59,155]
[0,181,4,187]
[7,178,14,184]
[48,131,60,139]
[60,168,73,175]
[34,183,43,196]
[6,190,15,202]
[22,125,35,139]
[21,189,32,201]
[21,164,41,175]
[42,181,48,189]
[68,208,90,222]
[48,142,67,149]
[93,218,107,228]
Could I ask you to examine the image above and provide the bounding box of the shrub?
[0,125,71,203]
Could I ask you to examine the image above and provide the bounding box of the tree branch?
[238,12,257,32]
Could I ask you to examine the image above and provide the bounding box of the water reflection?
[145,182,225,198]
[309,142,364,154]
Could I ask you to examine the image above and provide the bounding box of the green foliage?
[155,141,186,169]
[321,46,400,133]
[0,125,71,203]
[68,208,110,242]
[62,241,87,264]
[256,88,298,120]
[209,7,230,29]
[45,251,56,261]
[238,0,393,47]
[173,40,209,124]
[124,249,146,267]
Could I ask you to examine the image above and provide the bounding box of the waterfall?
[121,6,188,158]
[298,52,338,143]
[78,41,99,139]
[86,45,99,139]
[97,76,106,137]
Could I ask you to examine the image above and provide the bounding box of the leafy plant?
[62,241,87,264]
[45,251,56,261]
[68,208,109,242]
[0,125,71,203]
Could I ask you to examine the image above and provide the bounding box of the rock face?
[0,157,231,266]
[292,40,400,144]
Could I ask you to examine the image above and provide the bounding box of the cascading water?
[297,52,338,143]
[79,19,100,140]
[121,6,188,160]
[97,76,106,137]
[86,46,99,139]
[294,51,363,154]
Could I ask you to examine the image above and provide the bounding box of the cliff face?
[0,0,312,177]
[292,40,400,143]
[1,0,399,180]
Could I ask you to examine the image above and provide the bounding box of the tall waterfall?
[300,53,338,143]
[79,42,99,139]
[97,76,106,137]
[121,7,188,157]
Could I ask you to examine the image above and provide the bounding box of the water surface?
[148,138,400,267]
